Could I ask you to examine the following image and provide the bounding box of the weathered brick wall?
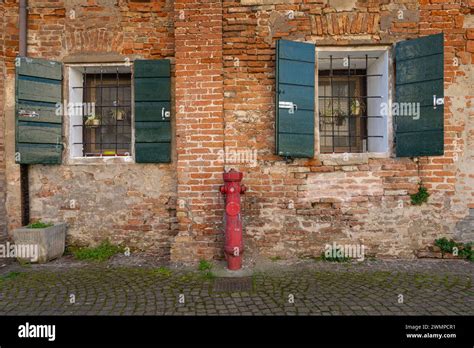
[171,0,226,262]
[0,0,472,262]
[220,0,474,259]
[1,0,178,259]
[0,2,7,240]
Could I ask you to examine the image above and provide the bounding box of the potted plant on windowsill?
[85,114,101,127]
[110,108,126,121]
[11,220,67,264]
[320,108,346,126]
[334,109,346,126]
[350,99,366,117]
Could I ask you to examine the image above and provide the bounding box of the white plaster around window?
[64,64,134,165]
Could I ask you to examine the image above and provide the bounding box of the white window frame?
[315,46,393,161]
[64,63,135,165]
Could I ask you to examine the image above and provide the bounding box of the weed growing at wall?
[411,184,430,205]
[198,259,214,279]
[435,238,473,261]
[69,241,124,262]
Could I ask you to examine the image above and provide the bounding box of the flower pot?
[11,223,67,263]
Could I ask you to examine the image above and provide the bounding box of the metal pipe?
[19,0,27,56]
[19,0,30,226]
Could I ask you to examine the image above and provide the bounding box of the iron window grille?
[318,55,384,153]
[73,68,132,157]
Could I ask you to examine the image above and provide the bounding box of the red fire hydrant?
[220,169,246,270]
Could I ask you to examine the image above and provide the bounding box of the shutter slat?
[278,110,314,134]
[135,122,171,143]
[395,79,443,107]
[17,58,62,80]
[134,60,170,78]
[395,33,443,61]
[134,59,172,163]
[134,78,171,101]
[17,78,62,103]
[396,131,444,157]
[279,84,314,111]
[394,33,444,157]
[395,55,444,85]
[276,40,315,158]
[135,143,171,163]
[135,101,171,122]
[16,57,63,164]
[395,106,443,133]
[16,144,62,164]
[277,134,314,158]
[17,101,61,124]
[17,122,62,144]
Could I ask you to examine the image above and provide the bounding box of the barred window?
[317,51,388,154]
[69,65,132,158]
[319,70,368,153]
[82,72,132,156]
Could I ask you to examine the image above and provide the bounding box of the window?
[275,41,397,159]
[318,70,368,153]
[317,50,389,154]
[68,65,133,159]
[82,72,132,156]
[16,58,172,164]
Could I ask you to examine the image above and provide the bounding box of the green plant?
[270,256,281,262]
[197,260,214,280]
[0,272,22,283]
[85,113,101,127]
[70,240,123,262]
[319,108,346,126]
[110,108,126,121]
[333,109,346,126]
[198,259,212,272]
[434,238,473,260]
[26,220,53,229]
[321,252,349,263]
[200,271,215,280]
[155,267,172,277]
[411,184,430,205]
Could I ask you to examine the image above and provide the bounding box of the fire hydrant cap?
[223,169,243,182]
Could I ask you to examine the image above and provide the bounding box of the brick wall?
[0,0,472,262]
[171,0,226,262]
[0,1,7,240]
[220,0,474,259]
[0,0,178,259]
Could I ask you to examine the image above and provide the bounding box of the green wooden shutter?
[394,33,444,157]
[15,57,63,164]
[276,39,315,158]
[134,59,171,163]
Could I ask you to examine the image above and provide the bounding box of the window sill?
[319,152,389,166]
[67,156,134,165]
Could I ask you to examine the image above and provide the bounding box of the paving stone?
[0,260,472,315]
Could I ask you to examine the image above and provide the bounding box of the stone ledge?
[320,153,370,166]
[241,0,291,5]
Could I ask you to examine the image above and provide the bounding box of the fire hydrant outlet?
[226,202,240,216]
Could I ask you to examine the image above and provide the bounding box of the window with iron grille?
[317,50,389,154]
[82,72,132,156]
[68,66,132,158]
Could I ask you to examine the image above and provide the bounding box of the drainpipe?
[19,0,27,56]
[19,0,30,226]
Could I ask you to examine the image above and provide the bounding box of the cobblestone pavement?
[0,257,472,315]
